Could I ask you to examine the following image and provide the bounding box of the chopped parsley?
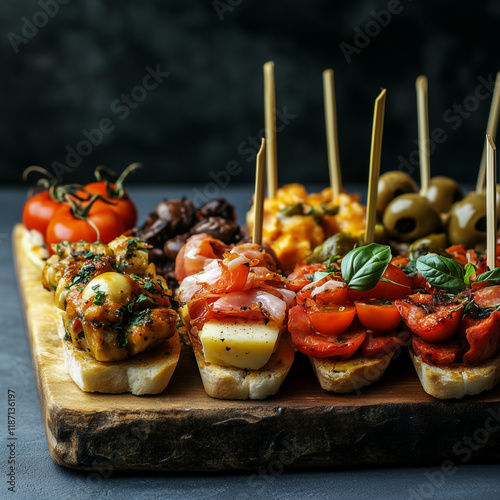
[93,290,106,306]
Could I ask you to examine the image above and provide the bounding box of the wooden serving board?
[14,224,500,471]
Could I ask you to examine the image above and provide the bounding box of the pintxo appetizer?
[287,243,411,393]
[175,141,296,400]
[41,235,181,395]
[397,136,500,399]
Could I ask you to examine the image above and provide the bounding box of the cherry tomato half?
[308,304,356,336]
[46,203,125,247]
[348,263,412,301]
[355,299,402,331]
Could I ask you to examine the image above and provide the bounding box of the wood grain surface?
[13,224,500,471]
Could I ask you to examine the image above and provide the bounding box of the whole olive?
[196,199,236,221]
[447,192,490,248]
[383,193,442,242]
[163,234,188,261]
[190,216,239,243]
[409,233,448,259]
[376,171,418,219]
[156,199,196,236]
[306,232,358,264]
[425,176,463,213]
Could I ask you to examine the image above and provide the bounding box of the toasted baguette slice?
[409,347,500,399]
[179,305,295,400]
[309,352,394,393]
[191,332,295,400]
[56,310,181,395]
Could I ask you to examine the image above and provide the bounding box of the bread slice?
[409,347,500,399]
[191,332,295,400]
[179,305,295,400]
[56,310,181,395]
[309,352,394,393]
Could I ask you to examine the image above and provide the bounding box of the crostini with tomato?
[175,233,296,400]
[396,252,500,399]
[287,243,411,393]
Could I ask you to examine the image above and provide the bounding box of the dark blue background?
[1,0,499,187]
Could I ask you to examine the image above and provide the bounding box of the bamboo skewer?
[365,89,387,244]
[416,75,431,195]
[323,69,342,200]
[252,138,266,245]
[486,134,497,271]
[264,61,278,198]
[477,72,500,192]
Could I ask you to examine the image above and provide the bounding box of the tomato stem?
[92,162,141,199]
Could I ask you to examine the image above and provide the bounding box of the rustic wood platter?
[13,224,500,471]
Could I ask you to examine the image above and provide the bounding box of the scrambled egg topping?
[247,184,366,273]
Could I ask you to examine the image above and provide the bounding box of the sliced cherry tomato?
[288,306,366,358]
[412,335,464,366]
[396,293,464,343]
[360,330,407,358]
[81,181,137,230]
[46,203,125,247]
[355,299,402,331]
[308,304,356,336]
[348,264,412,301]
[460,310,500,365]
[22,190,63,237]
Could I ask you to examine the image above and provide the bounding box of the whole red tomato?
[46,202,125,247]
[22,190,63,237]
[81,181,137,230]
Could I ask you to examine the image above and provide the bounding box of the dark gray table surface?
[1,185,499,500]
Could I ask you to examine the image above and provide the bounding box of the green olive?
[382,193,442,242]
[409,233,448,259]
[424,176,463,213]
[447,192,488,248]
[376,171,418,219]
[306,232,358,264]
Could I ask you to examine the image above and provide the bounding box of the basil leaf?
[341,243,391,291]
[464,263,476,285]
[415,254,465,291]
[476,267,500,284]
